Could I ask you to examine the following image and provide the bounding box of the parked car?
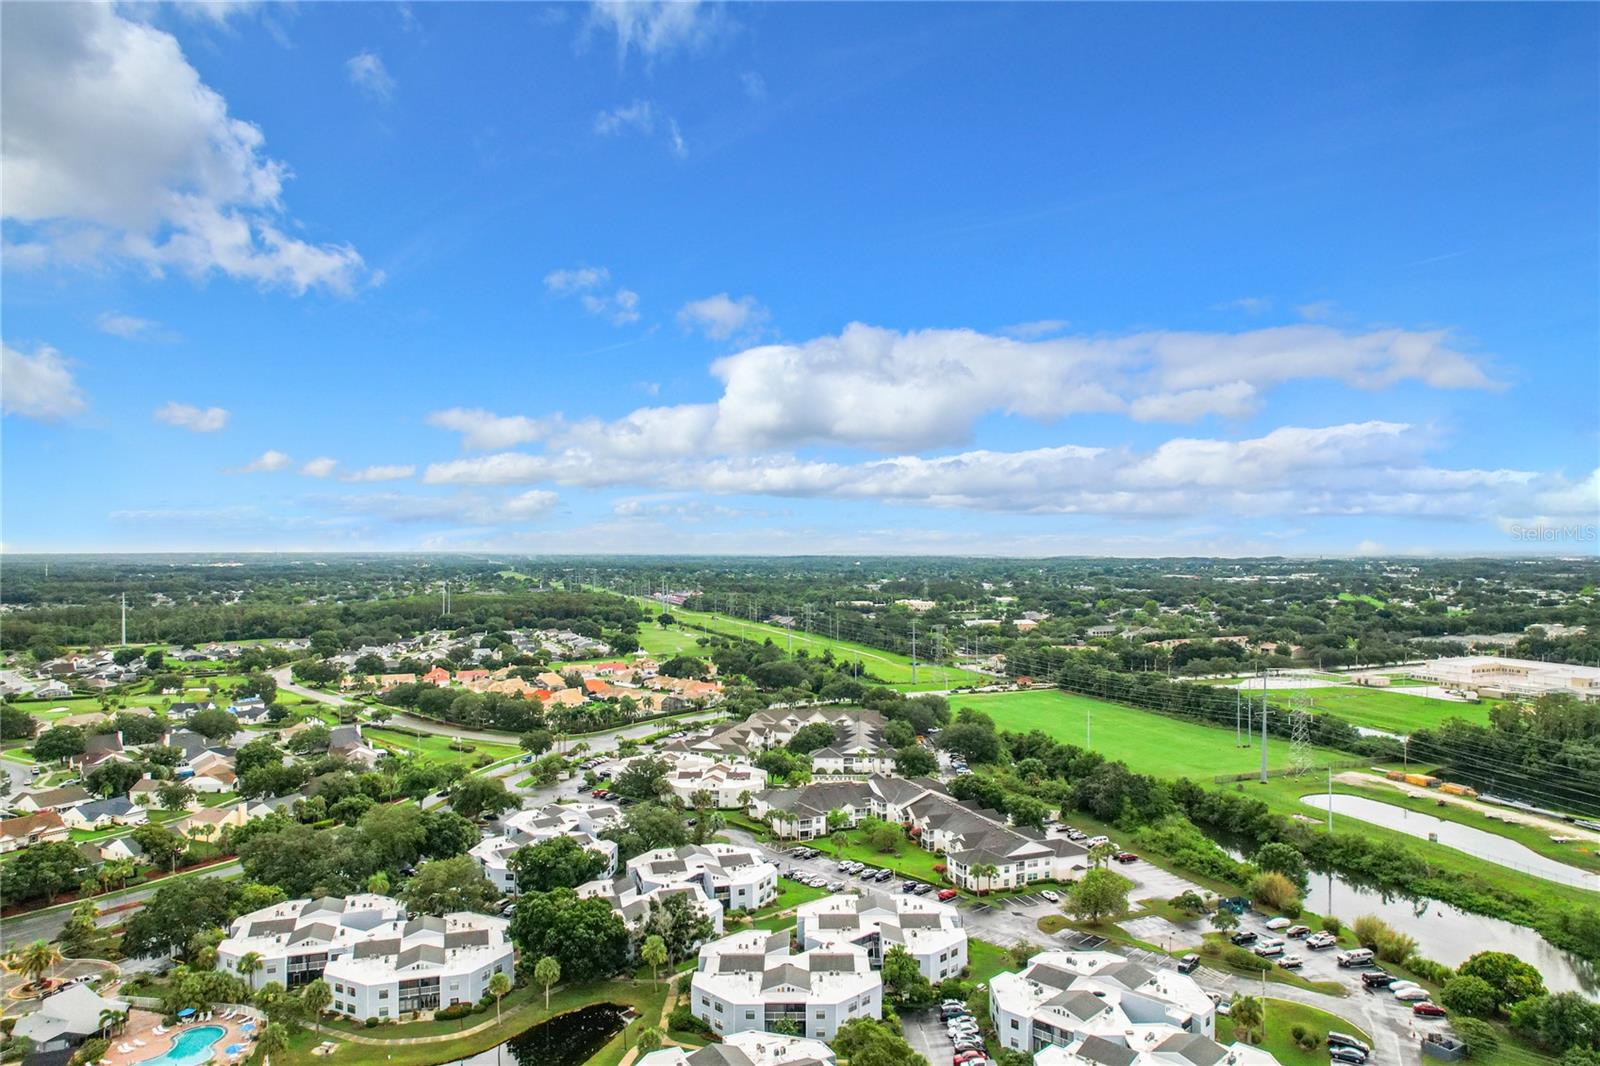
[1230,931,1258,946]
[1254,942,1284,958]
[1327,1034,1370,1056]
[875,869,895,882]
[1264,917,1292,930]
[1086,835,1110,847]
[1306,932,1339,950]
[1360,971,1395,990]
[1286,925,1312,939]
[914,883,935,895]
[938,889,960,901]
[1329,1046,1368,1064]
[1040,890,1060,904]
[1177,954,1200,974]
[1278,954,1304,970]
[1394,986,1432,1002]
[1114,852,1138,864]
[1413,1002,1448,1018]
[903,881,920,893]
[1336,949,1376,968]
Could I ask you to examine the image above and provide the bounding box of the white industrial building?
[217,895,514,1021]
[1411,656,1600,700]
[990,950,1217,1056]
[630,843,779,913]
[795,893,968,983]
[469,801,621,895]
[691,928,882,1041]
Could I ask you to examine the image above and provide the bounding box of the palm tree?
[1229,995,1265,1043]
[300,978,332,1026]
[18,940,62,990]
[98,1008,127,1038]
[1088,842,1118,869]
[256,1022,289,1061]
[488,971,512,1026]
[534,956,561,1010]
[641,935,668,985]
[237,951,264,985]
[971,863,999,894]
[636,1027,664,1054]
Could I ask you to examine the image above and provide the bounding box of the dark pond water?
[440,1003,631,1066]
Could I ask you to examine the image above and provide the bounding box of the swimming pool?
[135,1025,226,1066]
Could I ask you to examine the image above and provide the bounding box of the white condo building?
[990,951,1217,1056]
[691,929,882,1042]
[638,1032,836,1066]
[795,893,968,983]
[630,843,779,913]
[663,756,770,809]
[469,801,621,895]
[1033,1032,1281,1066]
[217,895,514,1022]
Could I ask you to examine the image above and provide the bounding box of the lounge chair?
[117,1044,133,1054]
[154,1025,168,1034]
[134,1039,148,1047]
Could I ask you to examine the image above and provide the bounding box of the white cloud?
[1,3,366,294]
[594,100,655,135]
[1,342,87,420]
[1001,319,1069,339]
[233,449,292,473]
[668,118,688,158]
[1127,381,1257,422]
[1215,297,1272,314]
[741,71,767,101]
[426,408,547,451]
[154,401,229,432]
[346,50,396,101]
[333,489,557,525]
[423,419,1579,525]
[1297,300,1338,321]
[340,464,416,483]
[97,312,158,339]
[677,293,768,341]
[588,0,720,62]
[300,456,339,478]
[543,265,611,294]
[582,288,640,325]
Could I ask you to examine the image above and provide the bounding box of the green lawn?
[755,876,831,915]
[629,596,991,692]
[635,624,709,658]
[1216,999,1368,1066]
[364,726,521,765]
[278,978,670,1066]
[965,938,1013,984]
[1286,685,1494,732]
[954,690,1348,779]
[814,828,948,883]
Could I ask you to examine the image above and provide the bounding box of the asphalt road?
[1,860,244,948]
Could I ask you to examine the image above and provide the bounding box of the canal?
[440,1003,632,1066]
[1300,793,1600,892]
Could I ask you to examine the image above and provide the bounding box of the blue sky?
[3,1,1596,556]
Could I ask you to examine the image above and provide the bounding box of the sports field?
[1289,686,1492,732]
[953,689,1348,780]
[632,597,991,692]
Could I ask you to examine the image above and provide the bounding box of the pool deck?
[102,1009,255,1066]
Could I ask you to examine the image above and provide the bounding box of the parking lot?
[902,1010,955,1065]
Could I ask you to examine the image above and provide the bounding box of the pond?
[1205,829,1597,995]
[439,1003,632,1066]
[1299,793,1600,892]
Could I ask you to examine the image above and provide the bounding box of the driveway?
[903,1009,954,1066]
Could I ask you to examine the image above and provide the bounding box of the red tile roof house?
[422,666,452,685]
[0,811,70,853]
[454,669,491,685]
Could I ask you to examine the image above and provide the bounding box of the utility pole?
[910,619,918,685]
[1235,688,1241,745]
[1259,704,1269,784]
[1326,768,1334,830]
[120,593,127,646]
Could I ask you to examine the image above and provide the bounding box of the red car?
[953,1052,985,1064]
[1114,852,1138,864]
[938,889,959,901]
[591,788,609,798]
[1412,1003,1447,1018]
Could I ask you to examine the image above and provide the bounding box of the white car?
[1264,917,1292,930]
[1040,890,1061,904]
[1394,986,1432,1002]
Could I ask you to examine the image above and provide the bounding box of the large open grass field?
[631,596,991,692]
[363,726,521,764]
[1289,685,1493,732]
[953,689,1349,780]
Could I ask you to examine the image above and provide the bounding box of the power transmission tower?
[1289,691,1315,777]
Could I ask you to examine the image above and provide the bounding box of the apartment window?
[714,1003,724,1013]
[700,997,709,1006]
[379,991,390,1000]
[815,1012,825,1020]
[746,1011,755,1021]
[379,1009,389,1018]
[1010,1019,1019,1030]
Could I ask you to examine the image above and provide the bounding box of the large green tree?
[1066,868,1132,924]
[508,835,608,894]
[400,855,497,916]
[509,888,630,983]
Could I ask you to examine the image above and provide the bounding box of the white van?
[1336,948,1375,968]
[1086,835,1110,848]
